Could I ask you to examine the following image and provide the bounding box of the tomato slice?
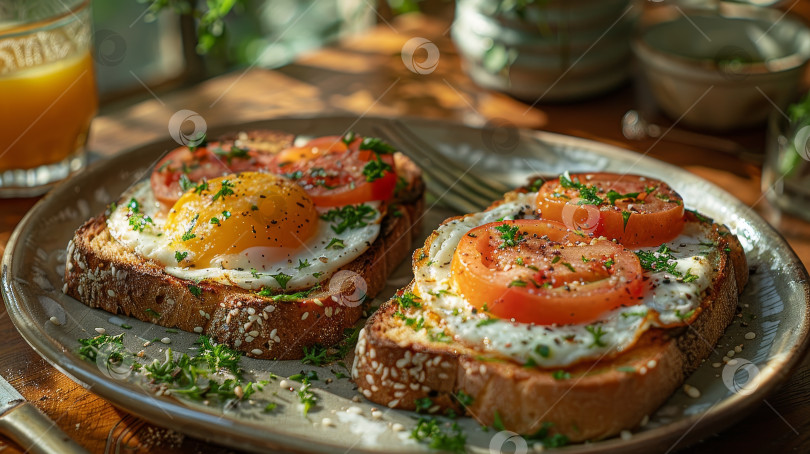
[151,142,271,206]
[450,219,644,325]
[535,172,685,248]
[150,134,399,208]
[267,135,397,207]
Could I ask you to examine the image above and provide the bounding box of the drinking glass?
[0,0,98,196]
[762,108,810,222]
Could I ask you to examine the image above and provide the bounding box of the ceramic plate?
[3,116,808,453]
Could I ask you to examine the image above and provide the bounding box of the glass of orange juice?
[0,0,97,196]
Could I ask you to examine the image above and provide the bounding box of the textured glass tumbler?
[0,0,98,196]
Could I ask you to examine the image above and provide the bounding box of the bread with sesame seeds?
[63,130,424,360]
[351,179,748,443]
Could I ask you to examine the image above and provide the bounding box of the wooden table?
[2,10,810,454]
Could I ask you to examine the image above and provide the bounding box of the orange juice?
[0,51,97,171]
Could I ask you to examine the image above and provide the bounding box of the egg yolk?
[165,172,318,268]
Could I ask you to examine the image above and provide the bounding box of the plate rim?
[3,114,809,453]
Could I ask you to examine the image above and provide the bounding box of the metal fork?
[374,120,511,213]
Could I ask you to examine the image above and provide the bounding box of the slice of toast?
[63,131,424,360]
[352,182,748,442]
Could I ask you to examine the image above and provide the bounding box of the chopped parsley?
[221,210,231,219]
[214,145,250,162]
[181,214,199,241]
[179,174,194,191]
[682,269,699,283]
[174,251,188,262]
[144,308,161,318]
[77,333,125,362]
[211,179,235,201]
[621,211,632,229]
[508,279,527,288]
[605,190,640,205]
[341,131,356,145]
[197,335,241,376]
[561,262,576,273]
[395,292,422,309]
[127,198,142,213]
[188,284,203,298]
[635,244,681,275]
[210,217,220,225]
[559,171,603,205]
[282,170,304,180]
[297,381,317,416]
[359,136,396,154]
[428,331,452,343]
[494,224,526,249]
[585,325,607,348]
[410,418,466,453]
[415,397,433,413]
[686,208,713,223]
[256,284,321,301]
[326,238,345,249]
[604,258,615,269]
[527,177,545,192]
[476,318,498,327]
[535,344,551,358]
[455,390,474,407]
[128,213,154,232]
[270,272,292,290]
[675,308,696,320]
[289,371,319,383]
[296,259,311,270]
[552,370,571,380]
[362,154,392,182]
[250,268,260,279]
[320,204,377,234]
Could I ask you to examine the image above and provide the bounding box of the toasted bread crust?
[64,134,424,360]
[352,194,748,442]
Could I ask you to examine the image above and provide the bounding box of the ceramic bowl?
[632,2,810,131]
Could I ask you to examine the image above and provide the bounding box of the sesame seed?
[301,312,309,321]
[193,326,203,333]
[745,332,756,340]
[160,337,171,344]
[392,423,404,432]
[251,348,263,355]
[95,327,106,334]
[727,350,735,357]
[49,316,61,326]
[683,384,701,398]
[620,430,632,440]
[249,330,259,337]
[279,379,290,388]
[347,406,362,415]
[321,418,334,427]
[247,307,256,315]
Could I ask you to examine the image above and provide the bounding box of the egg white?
[413,192,716,368]
[107,180,382,291]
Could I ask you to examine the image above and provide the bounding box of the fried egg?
[107,172,382,291]
[412,192,717,368]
